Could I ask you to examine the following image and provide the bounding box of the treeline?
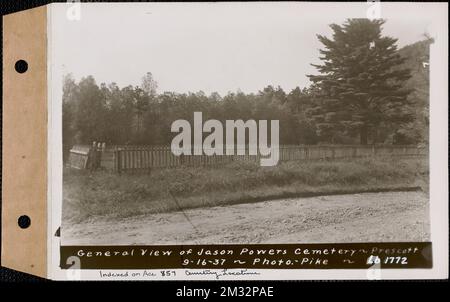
[63,20,431,153]
[63,77,319,149]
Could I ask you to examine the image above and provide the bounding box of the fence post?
[116,149,122,174]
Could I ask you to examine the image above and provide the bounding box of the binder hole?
[18,215,31,229]
[15,60,28,73]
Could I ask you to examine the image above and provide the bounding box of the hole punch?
[15,60,28,73]
[18,215,31,229]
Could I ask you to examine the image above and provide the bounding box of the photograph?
[57,3,432,247]
[1,0,448,286]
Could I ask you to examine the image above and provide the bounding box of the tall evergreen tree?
[308,19,412,144]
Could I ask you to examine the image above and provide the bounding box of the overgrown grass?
[63,156,428,224]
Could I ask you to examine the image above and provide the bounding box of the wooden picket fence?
[107,145,427,173]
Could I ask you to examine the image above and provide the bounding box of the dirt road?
[62,191,430,245]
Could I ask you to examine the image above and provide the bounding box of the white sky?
[50,2,438,95]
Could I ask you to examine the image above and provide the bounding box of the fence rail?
[104,145,427,173]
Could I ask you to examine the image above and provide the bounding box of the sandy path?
[62,191,430,245]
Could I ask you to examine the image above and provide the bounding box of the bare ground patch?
[62,191,429,245]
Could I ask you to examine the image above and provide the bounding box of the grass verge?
[63,156,428,224]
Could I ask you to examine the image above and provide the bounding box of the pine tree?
[308,19,413,144]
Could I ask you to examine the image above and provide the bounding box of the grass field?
[63,156,428,224]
